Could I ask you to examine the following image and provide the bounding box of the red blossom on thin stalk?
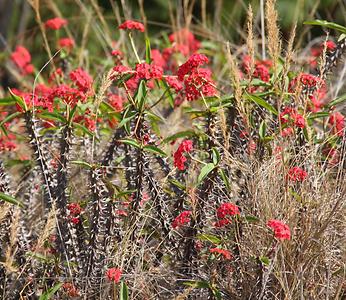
[287,167,308,182]
[58,38,75,50]
[45,17,68,30]
[106,268,122,283]
[10,46,34,75]
[184,68,217,101]
[328,112,345,137]
[173,140,193,170]
[177,53,209,81]
[172,210,191,229]
[118,20,145,32]
[267,219,291,241]
[210,247,233,260]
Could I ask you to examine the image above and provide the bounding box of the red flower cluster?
[267,219,291,241]
[111,49,123,57]
[0,133,17,152]
[62,282,79,297]
[67,203,82,224]
[165,76,183,92]
[135,63,163,80]
[173,140,193,170]
[242,55,272,83]
[172,210,191,229]
[287,167,308,182]
[328,112,345,137]
[279,107,305,129]
[119,20,145,32]
[177,54,209,81]
[58,38,74,50]
[214,202,240,227]
[45,17,68,30]
[210,247,232,260]
[108,94,125,112]
[310,40,336,68]
[151,49,166,68]
[184,68,217,101]
[10,46,34,75]
[69,68,93,93]
[106,267,122,283]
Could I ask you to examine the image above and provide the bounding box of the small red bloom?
[213,218,231,228]
[135,63,163,80]
[292,113,305,129]
[58,38,75,50]
[328,112,345,137]
[177,53,209,81]
[184,68,217,101]
[10,46,33,75]
[281,127,294,137]
[70,217,80,225]
[210,247,232,260]
[69,68,93,93]
[165,76,183,92]
[217,203,240,219]
[67,203,82,216]
[108,94,125,112]
[45,17,68,30]
[267,219,291,241]
[111,49,123,57]
[106,267,122,283]
[172,210,191,229]
[119,20,145,32]
[287,167,308,182]
[63,282,79,297]
[173,140,193,170]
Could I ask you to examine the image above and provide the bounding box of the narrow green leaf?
[72,122,94,138]
[259,120,266,140]
[39,283,63,300]
[0,192,24,208]
[119,281,129,300]
[197,163,215,185]
[162,130,195,144]
[211,147,220,165]
[326,93,346,108]
[0,112,22,128]
[168,179,185,190]
[218,169,230,191]
[183,280,210,289]
[245,93,278,115]
[304,20,346,34]
[118,138,141,149]
[71,160,93,169]
[307,112,330,120]
[0,97,16,106]
[244,215,260,223]
[134,80,147,111]
[143,145,167,157]
[145,38,151,64]
[9,88,27,111]
[39,112,67,123]
[196,233,221,244]
[161,79,175,108]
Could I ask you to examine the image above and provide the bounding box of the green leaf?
[145,38,151,64]
[259,256,270,267]
[71,160,93,169]
[118,138,141,149]
[0,192,24,208]
[259,120,266,140]
[197,163,215,185]
[162,130,195,144]
[307,112,330,120]
[196,233,221,244]
[0,112,22,128]
[161,80,175,108]
[72,122,95,138]
[39,112,67,123]
[143,145,167,157]
[245,93,278,116]
[183,280,210,289]
[304,20,346,34]
[0,97,16,106]
[218,169,230,191]
[39,283,63,300]
[211,147,221,165]
[244,215,260,223]
[168,179,185,190]
[9,88,27,111]
[119,281,129,300]
[134,80,147,111]
[326,93,346,108]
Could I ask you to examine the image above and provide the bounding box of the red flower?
[135,63,163,80]
[172,211,191,229]
[210,247,232,260]
[292,113,305,129]
[279,107,295,124]
[169,28,201,54]
[267,219,291,241]
[58,38,74,50]
[67,203,82,216]
[177,53,209,81]
[119,20,145,32]
[173,140,193,170]
[45,17,68,30]
[217,202,240,219]
[10,46,34,75]
[108,94,125,112]
[69,68,93,93]
[253,63,270,82]
[151,49,166,68]
[328,112,345,137]
[63,282,79,297]
[213,218,231,228]
[184,68,216,101]
[111,49,123,57]
[165,76,183,92]
[281,127,294,137]
[287,167,308,182]
[106,268,122,283]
